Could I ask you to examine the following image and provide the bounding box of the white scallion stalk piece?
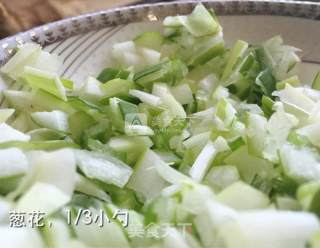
[0,148,28,179]
[191,107,215,119]
[56,77,68,101]
[0,43,41,80]
[134,31,164,51]
[183,131,211,150]
[153,83,187,119]
[16,182,70,215]
[194,200,237,247]
[30,149,76,196]
[30,110,69,132]
[155,157,190,185]
[112,40,160,70]
[217,181,270,210]
[22,66,67,101]
[163,228,190,248]
[3,90,34,112]
[276,196,301,211]
[179,182,216,215]
[75,150,132,188]
[276,75,300,90]
[189,137,230,182]
[43,218,74,248]
[219,210,320,248]
[273,84,315,114]
[279,143,320,183]
[222,40,248,83]
[297,181,320,211]
[0,123,30,143]
[0,227,44,248]
[108,136,153,152]
[32,50,62,74]
[139,47,161,65]
[131,150,189,185]
[263,35,300,80]
[297,122,320,148]
[78,76,104,102]
[113,41,136,58]
[161,184,183,197]
[163,3,220,37]
[214,98,237,129]
[129,89,162,107]
[127,149,168,201]
[312,71,320,90]
[24,65,56,78]
[225,146,274,184]
[109,97,124,129]
[112,41,141,69]
[0,109,15,123]
[0,199,12,223]
[73,208,130,248]
[246,112,267,157]
[170,83,194,105]
[75,174,111,202]
[199,73,219,93]
[125,124,154,136]
[155,150,181,166]
[8,149,76,200]
[205,165,240,192]
[263,103,298,162]
[13,113,39,133]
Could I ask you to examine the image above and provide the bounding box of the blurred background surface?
[0,0,146,38]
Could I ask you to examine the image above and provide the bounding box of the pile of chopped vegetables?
[1,3,320,248]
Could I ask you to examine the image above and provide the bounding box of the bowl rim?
[0,0,319,65]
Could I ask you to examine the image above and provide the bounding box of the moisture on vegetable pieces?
[0,3,320,248]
